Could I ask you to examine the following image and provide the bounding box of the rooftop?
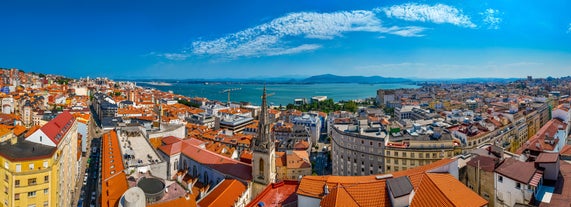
[0,138,56,161]
[197,179,246,207]
[297,158,487,207]
[118,128,163,167]
[246,180,299,207]
[495,158,538,184]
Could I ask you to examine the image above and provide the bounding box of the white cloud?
[481,9,501,29]
[379,3,476,28]
[157,53,191,61]
[190,10,390,58]
[160,3,479,60]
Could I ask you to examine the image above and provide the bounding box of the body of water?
[138,82,420,106]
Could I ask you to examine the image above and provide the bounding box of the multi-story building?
[384,124,458,173]
[330,118,387,176]
[291,113,321,144]
[0,112,78,207]
[275,150,311,181]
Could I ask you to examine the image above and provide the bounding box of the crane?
[221,88,242,106]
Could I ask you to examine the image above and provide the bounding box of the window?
[3,162,7,169]
[4,186,7,194]
[516,183,521,189]
[15,164,21,172]
[498,176,503,183]
[43,161,48,168]
[29,163,34,170]
[44,176,49,183]
[28,191,36,197]
[44,189,48,194]
[402,152,407,157]
[4,174,7,181]
[419,153,423,158]
[370,141,373,146]
[15,193,20,200]
[402,160,407,165]
[28,178,37,186]
[15,180,20,187]
[43,202,49,207]
[386,151,390,156]
[411,153,415,158]
[394,152,399,157]
[483,193,490,200]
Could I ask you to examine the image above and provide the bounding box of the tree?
[343,101,357,112]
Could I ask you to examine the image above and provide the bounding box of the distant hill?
[302,74,411,84]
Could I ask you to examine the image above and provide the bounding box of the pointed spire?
[254,84,273,152]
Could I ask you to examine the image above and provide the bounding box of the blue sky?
[1,0,571,79]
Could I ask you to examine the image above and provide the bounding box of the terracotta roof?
[197,179,246,207]
[36,111,75,145]
[162,136,182,145]
[466,155,498,172]
[101,130,129,207]
[148,196,197,207]
[246,180,299,207]
[516,118,567,154]
[296,158,484,207]
[320,183,360,207]
[286,151,311,169]
[412,173,487,207]
[0,124,12,137]
[12,125,27,136]
[536,152,559,163]
[495,158,537,184]
[161,138,252,181]
[560,145,571,156]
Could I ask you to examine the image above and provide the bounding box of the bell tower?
[251,86,276,196]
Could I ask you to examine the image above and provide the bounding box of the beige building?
[275,150,311,180]
[463,155,499,207]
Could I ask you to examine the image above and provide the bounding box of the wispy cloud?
[568,23,571,33]
[378,3,476,28]
[159,3,478,60]
[189,10,391,59]
[481,9,501,29]
[157,53,191,61]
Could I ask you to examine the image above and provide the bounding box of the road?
[73,113,103,207]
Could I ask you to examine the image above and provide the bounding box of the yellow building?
[0,111,78,207]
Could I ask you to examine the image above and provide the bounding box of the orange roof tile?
[412,173,487,207]
[297,159,487,207]
[12,125,27,136]
[197,179,246,207]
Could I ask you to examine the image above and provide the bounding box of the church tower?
[251,85,276,197]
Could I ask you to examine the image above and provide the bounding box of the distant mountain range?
[127,74,522,84]
[300,74,411,84]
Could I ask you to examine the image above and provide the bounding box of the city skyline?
[1,1,571,79]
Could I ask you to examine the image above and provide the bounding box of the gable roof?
[495,158,538,184]
[246,180,299,207]
[38,111,75,145]
[197,179,246,207]
[297,159,487,207]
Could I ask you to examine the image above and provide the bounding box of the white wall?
[495,173,533,207]
[27,130,56,147]
[297,195,321,207]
